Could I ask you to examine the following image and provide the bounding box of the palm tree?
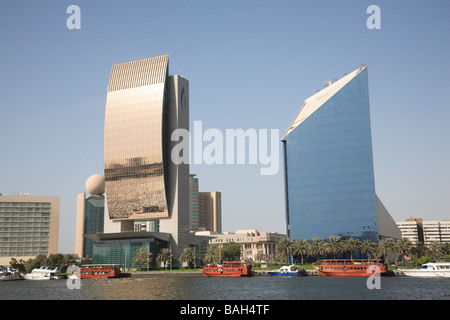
[292,239,309,264]
[203,244,219,264]
[428,242,444,260]
[156,248,172,269]
[179,247,195,268]
[326,236,343,259]
[378,240,393,264]
[275,238,293,263]
[133,247,152,270]
[393,238,413,268]
[360,240,376,260]
[309,238,326,262]
[343,238,361,260]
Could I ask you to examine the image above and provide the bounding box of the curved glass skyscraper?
[282,66,401,241]
[104,55,170,220]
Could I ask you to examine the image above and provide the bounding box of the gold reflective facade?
[104,55,170,220]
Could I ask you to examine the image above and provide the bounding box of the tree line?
[275,236,450,267]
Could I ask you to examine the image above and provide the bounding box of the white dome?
[85,174,105,195]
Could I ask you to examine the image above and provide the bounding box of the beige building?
[205,229,285,262]
[199,192,222,234]
[0,194,60,265]
[396,218,450,245]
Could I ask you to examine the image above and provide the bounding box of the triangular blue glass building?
[282,66,401,241]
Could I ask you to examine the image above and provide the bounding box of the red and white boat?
[200,262,252,277]
[72,264,122,279]
[312,259,387,277]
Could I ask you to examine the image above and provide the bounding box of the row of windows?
[0,250,48,257]
[0,209,51,214]
[0,222,50,227]
[0,202,51,207]
[0,217,50,222]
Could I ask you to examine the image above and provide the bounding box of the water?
[1,274,449,300]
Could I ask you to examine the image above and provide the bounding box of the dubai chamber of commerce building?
[282,66,401,242]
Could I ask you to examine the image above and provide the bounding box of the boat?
[75,264,122,279]
[399,261,450,278]
[268,265,300,276]
[23,266,65,280]
[200,262,252,277]
[0,267,23,281]
[312,259,387,277]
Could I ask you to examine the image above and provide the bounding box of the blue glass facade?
[283,67,380,241]
[83,195,104,257]
[93,238,167,268]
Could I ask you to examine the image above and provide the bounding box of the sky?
[0,0,449,254]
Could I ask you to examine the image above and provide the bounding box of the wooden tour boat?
[200,262,252,277]
[76,264,122,279]
[312,259,387,277]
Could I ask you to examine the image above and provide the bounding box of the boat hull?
[268,272,299,276]
[200,262,252,277]
[399,270,450,278]
[313,260,387,277]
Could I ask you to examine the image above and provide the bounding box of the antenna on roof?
[324,80,332,87]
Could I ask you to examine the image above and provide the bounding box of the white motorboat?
[399,261,450,278]
[23,266,65,280]
[268,265,300,276]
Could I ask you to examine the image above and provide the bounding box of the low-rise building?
[204,229,285,262]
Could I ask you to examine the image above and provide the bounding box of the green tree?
[343,238,361,260]
[393,238,413,267]
[221,242,241,262]
[292,239,309,264]
[428,242,444,260]
[378,240,393,264]
[360,240,376,260]
[309,238,326,262]
[24,257,41,273]
[133,247,152,270]
[326,236,343,259]
[179,247,195,268]
[45,253,65,267]
[156,248,173,269]
[275,238,293,263]
[203,244,219,264]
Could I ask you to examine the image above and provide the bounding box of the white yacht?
[399,261,450,278]
[23,266,64,280]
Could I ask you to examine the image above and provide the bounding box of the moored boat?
[200,262,252,277]
[0,267,23,281]
[268,265,300,276]
[23,266,65,280]
[71,264,122,279]
[312,259,387,277]
[399,261,450,278]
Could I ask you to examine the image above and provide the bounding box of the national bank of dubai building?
[100,54,190,262]
[282,66,401,242]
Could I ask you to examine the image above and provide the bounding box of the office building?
[282,66,401,242]
[396,218,450,245]
[396,217,424,244]
[74,174,105,258]
[189,174,222,233]
[92,54,189,264]
[0,194,60,265]
[199,192,222,234]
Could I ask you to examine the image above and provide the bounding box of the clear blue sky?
[1,1,449,253]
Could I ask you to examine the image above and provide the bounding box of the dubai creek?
[0,274,449,300]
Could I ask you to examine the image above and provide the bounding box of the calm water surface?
[0,275,449,300]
